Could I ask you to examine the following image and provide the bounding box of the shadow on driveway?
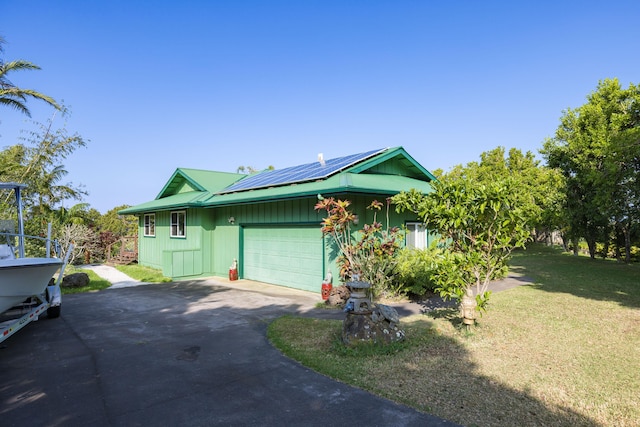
[0,280,457,426]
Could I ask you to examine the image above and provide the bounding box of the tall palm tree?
[0,36,60,117]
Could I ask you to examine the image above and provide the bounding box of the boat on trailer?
[0,182,72,343]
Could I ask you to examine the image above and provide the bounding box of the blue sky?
[1,1,639,213]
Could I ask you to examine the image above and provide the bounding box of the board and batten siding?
[138,208,205,277]
[137,193,427,290]
[209,197,325,278]
[209,194,423,290]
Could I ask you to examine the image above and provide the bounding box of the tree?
[603,126,640,261]
[0,36,60,117]
[0,111,88,217]
[54,202,94,226]
[393,177,531,324]
[542,78,640,260]
[56,223,97,265]
[236,165,274,174]
[95,205,138,238]
[0,111,88,258]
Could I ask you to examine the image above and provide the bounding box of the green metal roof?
[204,172,432,207]
[119,191,211,214]
[119,146,435,214]
[345,147,437,181]
[120,169,246,214]
[157,168,245,198]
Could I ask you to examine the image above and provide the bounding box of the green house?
[119,147,436,293]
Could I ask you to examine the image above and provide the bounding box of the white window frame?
[143,213,155,237]
[170,211,186,238]
[405,222,427,249]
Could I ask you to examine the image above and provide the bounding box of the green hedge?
[391,247,438,296]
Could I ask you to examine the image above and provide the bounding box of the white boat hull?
[0,258,62,313]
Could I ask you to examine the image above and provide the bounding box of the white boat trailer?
[0,246,71,344]
[0,182,73,344]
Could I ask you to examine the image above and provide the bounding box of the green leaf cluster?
[0,36,60,116]
[393,166,534,316]
[542,78,640,261]
[392,246,439,296]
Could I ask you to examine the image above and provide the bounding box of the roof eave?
[119,191,211,215]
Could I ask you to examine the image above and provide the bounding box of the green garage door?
[243,226,324,292]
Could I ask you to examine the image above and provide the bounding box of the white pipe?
[46,223,52,258]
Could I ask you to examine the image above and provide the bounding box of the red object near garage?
[321,272,333,300]
[229,259,238,281]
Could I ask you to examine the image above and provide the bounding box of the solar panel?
[219,148,387,193]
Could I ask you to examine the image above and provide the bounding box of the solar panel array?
[219,148,386,194]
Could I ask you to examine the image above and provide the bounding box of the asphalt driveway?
[0,278,456,426]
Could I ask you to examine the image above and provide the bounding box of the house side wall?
[138,208,204,277]
[137,193,428,285]
[208,194,422,278]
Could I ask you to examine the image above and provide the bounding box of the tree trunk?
[624,227,631,264]
[602,239,609,260]
[586,237,596,259]
[460,287,476,325]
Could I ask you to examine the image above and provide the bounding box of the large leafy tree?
[0,36,60,117]
[392,147,551,322]
[542,78,640,260]
[0,112,88,243]
[95,204,138,238]
[607,126,640,261]
[444,147,565,238]
[393,177,531,324]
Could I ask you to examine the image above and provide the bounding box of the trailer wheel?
[46,288,61,318]
[47,305,61,318]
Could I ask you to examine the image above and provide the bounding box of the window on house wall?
[405,222,427,249]
[170,211,186,238]
[144,213,155,237]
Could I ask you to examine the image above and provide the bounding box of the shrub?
[391,247,438,296]
[314,197,403,299]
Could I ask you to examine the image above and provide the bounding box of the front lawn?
[268,245,640,426]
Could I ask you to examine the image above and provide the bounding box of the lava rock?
[342,303,405,346]
[326,285,350,307]
[61,272,90,288]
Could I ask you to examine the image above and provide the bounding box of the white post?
[46,223,52,258]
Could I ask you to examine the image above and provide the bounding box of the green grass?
[60,266,111,294]
[61,264,170,294]
[268,244,640,426]
[115,264,171,282]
